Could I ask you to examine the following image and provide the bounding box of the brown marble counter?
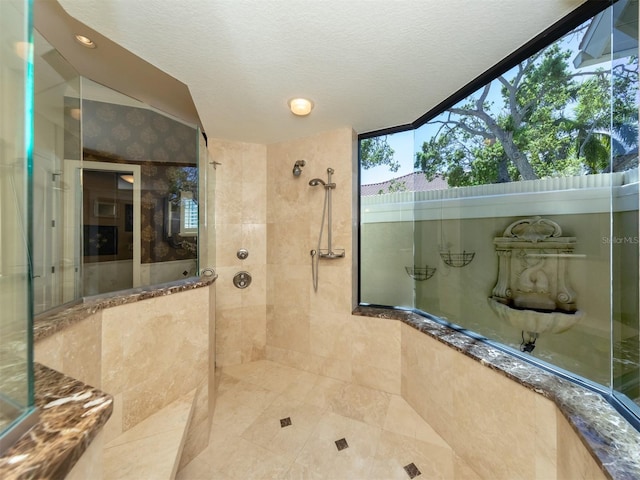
[34,274,216,343]
[353,306,640,480]
[0,363,112,480]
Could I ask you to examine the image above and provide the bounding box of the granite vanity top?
[0,363,112,479]
[354,306,640,480]
[34,274,216,342]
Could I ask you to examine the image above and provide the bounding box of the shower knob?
[233,271,252,289]
[237,248,249,260]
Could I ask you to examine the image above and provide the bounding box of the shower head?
[292,160,306,177]
[309,178,326,187]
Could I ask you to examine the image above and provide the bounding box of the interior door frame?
[63,159,141,295]
[32,148,60,312]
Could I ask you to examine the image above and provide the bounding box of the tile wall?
[401,323,606,479]
[266,128,400,394]
[34,286,213,467]
[211,128,401,393]
[211,140,268,366]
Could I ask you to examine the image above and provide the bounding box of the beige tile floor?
[177,360,455,480]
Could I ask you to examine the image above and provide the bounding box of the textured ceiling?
[57,0,586,144]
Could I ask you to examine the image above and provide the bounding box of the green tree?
[360,136,399,172]
[414,38,638,187]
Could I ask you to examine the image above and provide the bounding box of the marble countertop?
[354,306,640,480]
[0,363,113,479]
[34,274,216,342]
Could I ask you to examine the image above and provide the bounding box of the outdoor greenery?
[360,136,399,173]
[362,20,639,188]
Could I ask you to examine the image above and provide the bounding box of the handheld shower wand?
[309,167,345,291]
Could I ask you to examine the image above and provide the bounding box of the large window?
[360,1,639,421]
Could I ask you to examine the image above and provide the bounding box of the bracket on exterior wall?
[405,266,436,281]
[440,250,475,267]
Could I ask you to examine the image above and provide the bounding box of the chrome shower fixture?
[309,168,335,188]
[309,167,345,291]
[309,178,326,186]
[292,160,306,176]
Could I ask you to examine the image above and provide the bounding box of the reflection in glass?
[611,0,640,413]
[33,25,200,310]
[0,0,37,450]
[360,2,639,419]
[77,79,199,296]
[33,29,81,313]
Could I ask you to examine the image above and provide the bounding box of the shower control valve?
[237,248,249,260]
[233,271,252,289]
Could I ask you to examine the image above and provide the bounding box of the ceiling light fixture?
[74,34,96,49]
[289,98,314,116]
[14,41,31,61]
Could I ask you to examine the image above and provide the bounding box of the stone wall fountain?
[488,217,584,352]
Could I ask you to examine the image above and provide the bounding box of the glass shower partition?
[611,0,640,414]
[79,78,199,296]
[360,130,418,310]
[360,0,639,425]
[0,0,38,453]
[33,29,82,314]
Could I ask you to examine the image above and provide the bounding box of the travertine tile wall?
[401,323,607,480]
[35,312,103,387]
[264,127,401,394]
[100,290,209,437]
[556,411,607,478]
[65,431,104,480]
[34,286,213,467]
[211,128,400,393]
[210,139,268,366]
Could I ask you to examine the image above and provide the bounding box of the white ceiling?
[57,0,587,145]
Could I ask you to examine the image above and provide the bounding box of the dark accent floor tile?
[335,438,349,451]
[280,417,292,428]
[404,463,421,478]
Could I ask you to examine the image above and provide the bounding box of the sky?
[359,7,630,187]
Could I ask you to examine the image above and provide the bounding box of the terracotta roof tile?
[361,171,448,195]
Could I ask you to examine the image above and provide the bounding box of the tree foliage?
[413,36,638,187]
[360,136,399,172]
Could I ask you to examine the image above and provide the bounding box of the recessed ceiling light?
[14,41,31,61]
[289,98,314,116]
[74,34,96,49]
